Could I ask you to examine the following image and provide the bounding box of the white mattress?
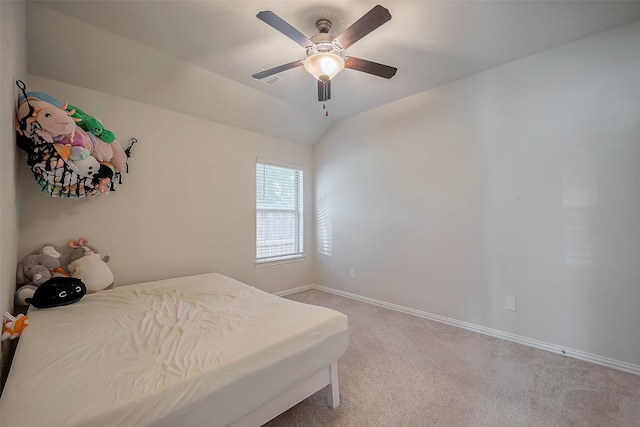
[1,273,348,427]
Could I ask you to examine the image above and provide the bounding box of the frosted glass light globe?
[304,52,345,81]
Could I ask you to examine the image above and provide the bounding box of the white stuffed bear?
[67,238,114,292]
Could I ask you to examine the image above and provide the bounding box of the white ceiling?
[29,1,640,145]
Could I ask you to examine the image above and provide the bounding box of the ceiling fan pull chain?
[322,102,329,117]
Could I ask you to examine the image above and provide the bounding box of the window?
[256,161,304,263]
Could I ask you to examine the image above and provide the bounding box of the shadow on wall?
[1,340,17,392]
[589,143,640,363]
[17,168,101,253]
[562,157,596,267]
[316,172,333,257]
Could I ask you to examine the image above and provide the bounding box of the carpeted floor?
[264,290,640,427]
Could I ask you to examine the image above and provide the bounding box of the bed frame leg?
[326,361,340,408]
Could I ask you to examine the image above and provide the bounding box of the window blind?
[256,162,304,262]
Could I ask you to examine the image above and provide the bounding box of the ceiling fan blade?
[252,60,305,79]
[257,11,314,48]
[344,56,397,79]
[334,5,392,50]
[318,79,331,102]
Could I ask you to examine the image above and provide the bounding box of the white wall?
[25,2,328,146]
[1,0,27,386]
[314,20,640,366]
[18,76,314,293]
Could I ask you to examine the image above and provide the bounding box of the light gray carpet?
[264,290,640,426]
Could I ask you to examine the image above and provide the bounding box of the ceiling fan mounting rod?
[315,18,332,33]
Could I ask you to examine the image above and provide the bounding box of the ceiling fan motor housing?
[309,33,341,54]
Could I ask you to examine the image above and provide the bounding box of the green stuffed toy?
[67,104,116,143]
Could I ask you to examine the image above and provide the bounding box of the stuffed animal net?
[14,80,136,198]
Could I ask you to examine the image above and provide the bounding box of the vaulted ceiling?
[28,1,640,145]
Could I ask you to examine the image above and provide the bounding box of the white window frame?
[255,159,305,266]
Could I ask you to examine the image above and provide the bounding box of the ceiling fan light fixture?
[304,52,345,81]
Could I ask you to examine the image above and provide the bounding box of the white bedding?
[1,273,348,427]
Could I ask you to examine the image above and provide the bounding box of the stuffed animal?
[1,312,29,341]
[18,91,64,109]
[15,82,131,199]
[67,113,126,172]
[41,160,79,189]
[77,125,129,174]
[53,125,93,151]
[67,238,114,292]
[92,163,116,194]
[15,285,39,308]
[107,138,128,173]
[53,143,89,162]
[67,104,116,143]
[16,98,80,144]
[67,155,101,179]
[15,245,69,306]
[25,277,86,309]
[87,132,114,162]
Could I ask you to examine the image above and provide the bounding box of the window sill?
[255,255,306,268]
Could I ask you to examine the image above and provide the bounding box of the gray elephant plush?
[15,245,69,306]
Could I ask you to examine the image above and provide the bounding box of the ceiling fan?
[252,5,397,104]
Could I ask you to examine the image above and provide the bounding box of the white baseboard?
[273,284,314,297]
[277,284,640,376]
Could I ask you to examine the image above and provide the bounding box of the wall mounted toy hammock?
[14,80,137,198]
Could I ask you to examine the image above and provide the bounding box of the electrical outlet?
[349,269,356,279]
[505,296,516,311]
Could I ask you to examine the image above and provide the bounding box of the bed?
[1,273,349,427]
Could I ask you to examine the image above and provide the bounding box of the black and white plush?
[25,277,86,309]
